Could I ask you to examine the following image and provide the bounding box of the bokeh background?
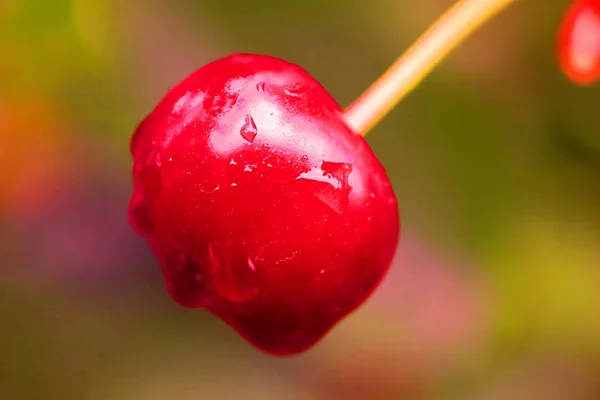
[2,0,600,399]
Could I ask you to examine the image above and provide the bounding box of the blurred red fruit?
[557,0,600,85]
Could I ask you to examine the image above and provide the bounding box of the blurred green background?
[2,0,600,398]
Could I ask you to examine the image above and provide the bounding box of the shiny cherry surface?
[129,53,400,355]
[558,0,600,85]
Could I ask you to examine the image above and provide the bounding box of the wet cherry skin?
[557,0,600,85]
[129,53,400,355]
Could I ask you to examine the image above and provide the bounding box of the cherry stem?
[343,0,518,136]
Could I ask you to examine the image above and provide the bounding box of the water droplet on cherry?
[208,240,260,303]
[283,82,305,97]
[240,114,258,142]
[321,161,352,193]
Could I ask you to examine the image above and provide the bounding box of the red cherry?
[557,0,600,85]
[129,53,399,355]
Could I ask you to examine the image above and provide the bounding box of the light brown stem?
[343,0,519,135]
